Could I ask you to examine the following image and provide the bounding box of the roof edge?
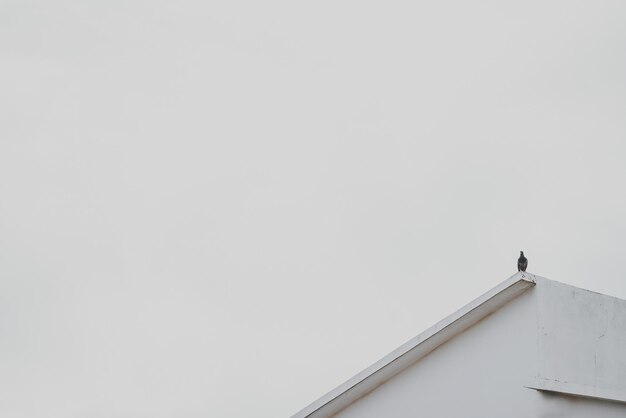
[292,272,537,418]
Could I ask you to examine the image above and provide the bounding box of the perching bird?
[517,251,528,272]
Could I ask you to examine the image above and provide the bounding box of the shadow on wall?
[539,391,626,418]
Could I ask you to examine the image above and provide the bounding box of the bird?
[517,251,528,272]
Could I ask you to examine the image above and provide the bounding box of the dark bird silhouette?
[517,251,528,272]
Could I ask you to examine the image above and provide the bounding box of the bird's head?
[520,251,524,255]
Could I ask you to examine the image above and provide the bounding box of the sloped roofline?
[292,272,537,418]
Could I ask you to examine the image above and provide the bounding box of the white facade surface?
[539,392,626,418]
[293,273,626,418]
[532,277,626,403]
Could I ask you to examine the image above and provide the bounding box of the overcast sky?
[2,1,626,417]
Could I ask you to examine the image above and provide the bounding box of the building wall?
[320,277,626,417]
[532,277,626,417]
[535,277,626,402]
[333,289,541,418]
[538,392,626,418]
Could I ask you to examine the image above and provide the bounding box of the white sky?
[2,1,626,417]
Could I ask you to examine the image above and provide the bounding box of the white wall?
[333,289,541,418]
[535,277,626,403]
[324,278,626,417]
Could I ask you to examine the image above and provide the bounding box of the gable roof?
[292,272,537,418]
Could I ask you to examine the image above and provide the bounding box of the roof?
[292,272,537,418]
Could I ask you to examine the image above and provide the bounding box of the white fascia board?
[292,272,537,418]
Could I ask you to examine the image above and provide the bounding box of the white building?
[292,273,626,417]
